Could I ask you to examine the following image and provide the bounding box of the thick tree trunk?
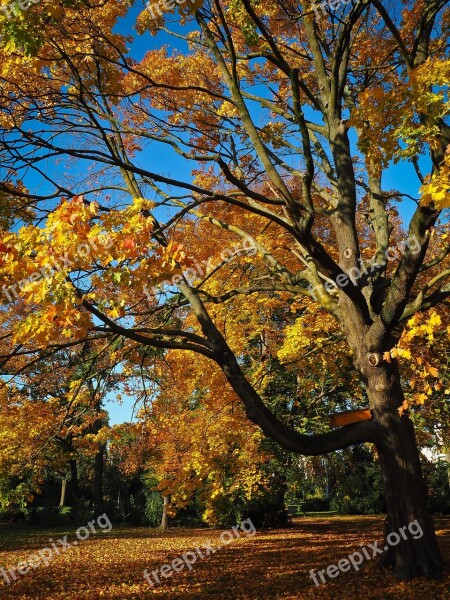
[215,284,444,580]
[375,410,444,579]
[364,361,444,579]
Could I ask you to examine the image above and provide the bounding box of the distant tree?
[1,0,450,579]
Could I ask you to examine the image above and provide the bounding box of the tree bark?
[363,357,444,579]
[69,458,80,504]
[94,444,105,515]
[446,451,450,488]
[374,409,444,579]
[159,494,170,531]
[59,478,67,508]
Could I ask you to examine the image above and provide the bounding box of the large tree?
[0,0,449,580]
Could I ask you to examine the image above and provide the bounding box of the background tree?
[0,0,450,580]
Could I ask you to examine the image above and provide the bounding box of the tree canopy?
[0,0,449,581]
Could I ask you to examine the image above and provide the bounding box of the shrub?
[144,491,163,527]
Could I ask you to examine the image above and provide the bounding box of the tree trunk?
[446,450,450,488]
[365,363,444,579]
[59,478,67,508]
[69,458,80,503]
[94,444,105,515]
[375,412,444,579]
[159,495,170,531]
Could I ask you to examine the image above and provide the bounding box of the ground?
[0,516,448,599]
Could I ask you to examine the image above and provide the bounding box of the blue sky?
[9,3,428,424]
[117,3,425,213]
[106,4,428,423]
[107,392,140,425]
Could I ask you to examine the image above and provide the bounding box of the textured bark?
[375,413,444,579]
[360,347,443,579]
[334,297,445,580]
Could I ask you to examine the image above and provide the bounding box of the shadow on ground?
[0,515,448,599]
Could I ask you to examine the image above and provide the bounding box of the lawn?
[0,516,448,599]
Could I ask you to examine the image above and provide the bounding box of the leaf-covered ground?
[0,516,448,599]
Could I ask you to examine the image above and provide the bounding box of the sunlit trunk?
[59,478,67,508]
[159,495,170,531]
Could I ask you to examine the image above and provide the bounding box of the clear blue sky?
[15,4,427,424]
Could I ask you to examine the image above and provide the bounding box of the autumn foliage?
[0,0,449,589]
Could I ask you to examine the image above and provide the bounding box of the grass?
[0,516,448,599]
[299,511,340,517]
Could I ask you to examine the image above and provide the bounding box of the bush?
[71,499,95,524]
[0,506,27,523]
[207,495,244,529]
[33,506,73,525]
[144,491,163,527]
[302,497,330,512]
[329,447,385,515]
[424,459,450,514]
[242,479,289,528]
